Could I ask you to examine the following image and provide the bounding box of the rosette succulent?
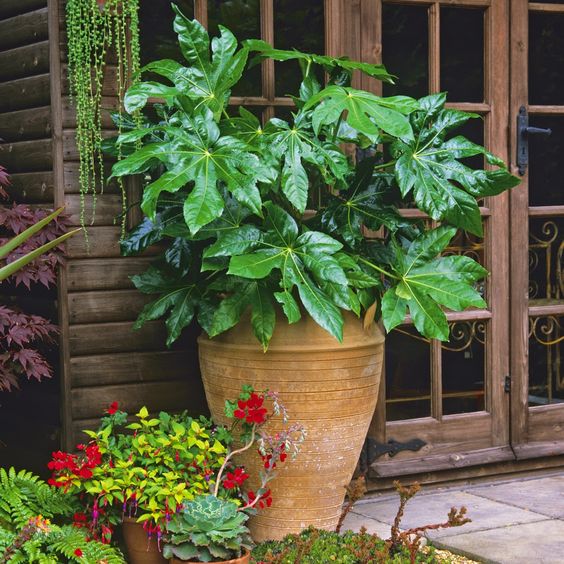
[162,495,252,562]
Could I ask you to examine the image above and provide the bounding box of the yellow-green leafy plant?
[65,0,140,231]
[47,403,228,544]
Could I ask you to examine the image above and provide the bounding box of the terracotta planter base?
[198,311,385,542]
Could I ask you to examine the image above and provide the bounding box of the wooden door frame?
[353,0,513,476]
[509,0,564,458]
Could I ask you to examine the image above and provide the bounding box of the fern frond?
[0,467,74,529]
[48,526,125,563]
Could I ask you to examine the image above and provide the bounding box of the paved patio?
[342,470,564,563]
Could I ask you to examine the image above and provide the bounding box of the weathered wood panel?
[64,193,123,226]
[67,257,153,291]
[0,106,51,141]
[62,96,115,129]
[0,0,46,20]
[60,64,120,96]
[0,74,50,112]
[63,161,120,194]
[70,350,198,387]
[65,226,161,258]
[0,40,49,81]
[68,289,151,324]
[63,129,116,162]
[4,171,53,202]
[0,138,52,172]
[0,8,48,50]
[69,320,168,356]
[70,380,201,419]
[65,226,122,257]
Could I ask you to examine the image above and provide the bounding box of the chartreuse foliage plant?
[110,4,520,349]
[0,467,125,563]
[47,404,228,540]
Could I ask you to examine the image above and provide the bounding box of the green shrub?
[251,527,441,564]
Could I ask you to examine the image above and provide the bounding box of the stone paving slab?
[467,475,564,519]
[340,511,393,539]
[349,490,546,539]
[432,519,564,564]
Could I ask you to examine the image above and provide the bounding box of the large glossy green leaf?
[250,282,276,350]
[393,102,519,235]
[244,40,394,83]
[380,227,487,340]
[305,86,416,140]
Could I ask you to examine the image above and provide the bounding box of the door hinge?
[504,375,511,393]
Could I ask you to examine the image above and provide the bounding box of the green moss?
[251,527,442,563]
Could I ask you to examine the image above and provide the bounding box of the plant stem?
[332,112,344,143]
[357,256,399,280]
[213,426,256,497]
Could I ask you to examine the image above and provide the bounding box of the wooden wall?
[0,0,206,455]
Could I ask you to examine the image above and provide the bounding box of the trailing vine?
[65,0,140,236]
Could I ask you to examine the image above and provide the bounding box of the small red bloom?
[74,548,83,557]
[106,401,119,415]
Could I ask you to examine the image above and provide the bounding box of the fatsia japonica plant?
[110,4,519,350]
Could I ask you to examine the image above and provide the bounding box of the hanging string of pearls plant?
[65,0,140,235]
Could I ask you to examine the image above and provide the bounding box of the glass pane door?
[510,0,564,456]
[365,0,512,477]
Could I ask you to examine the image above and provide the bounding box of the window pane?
[208,0,261,97]
[529,217,563,302]
[274,0,325,97]
[442,321,487,415]
[529,116,564,206]
[455,117,485,170]
[529,315,564,406]
[382,4,428,98]
[529,13,564,105]
[440,8,484,103]
[385,326,431,421]
[140,1,194,64]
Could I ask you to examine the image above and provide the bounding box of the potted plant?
[162,386,304,563]
[110,4,519,541]
[47,404,229,564]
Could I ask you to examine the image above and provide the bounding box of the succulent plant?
[162,495,253,562]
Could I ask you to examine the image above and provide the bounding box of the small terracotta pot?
[169,549,251,564]
[122,517,167,564]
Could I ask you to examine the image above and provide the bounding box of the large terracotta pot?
[122,517,167,564]
[198,311,385,542]
[169,549,250,564]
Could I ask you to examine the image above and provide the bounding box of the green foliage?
[251,527,439,563]
[65,0,140,234]
[48,406,229,529]
[163,495,252,563]
[112,4,519,347]
[0,468,125,563]
[0,468,74,530]
[0,524,126,563]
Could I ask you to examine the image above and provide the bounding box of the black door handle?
[524,126,552,136]
[517,106,552,175]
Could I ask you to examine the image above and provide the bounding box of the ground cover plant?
[251,480,471,564]
[111,4,520,351]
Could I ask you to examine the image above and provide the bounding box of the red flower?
[223,467,249,489]
[233,393,268,425]
[106,401,119,415]
[74,548,83,557]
